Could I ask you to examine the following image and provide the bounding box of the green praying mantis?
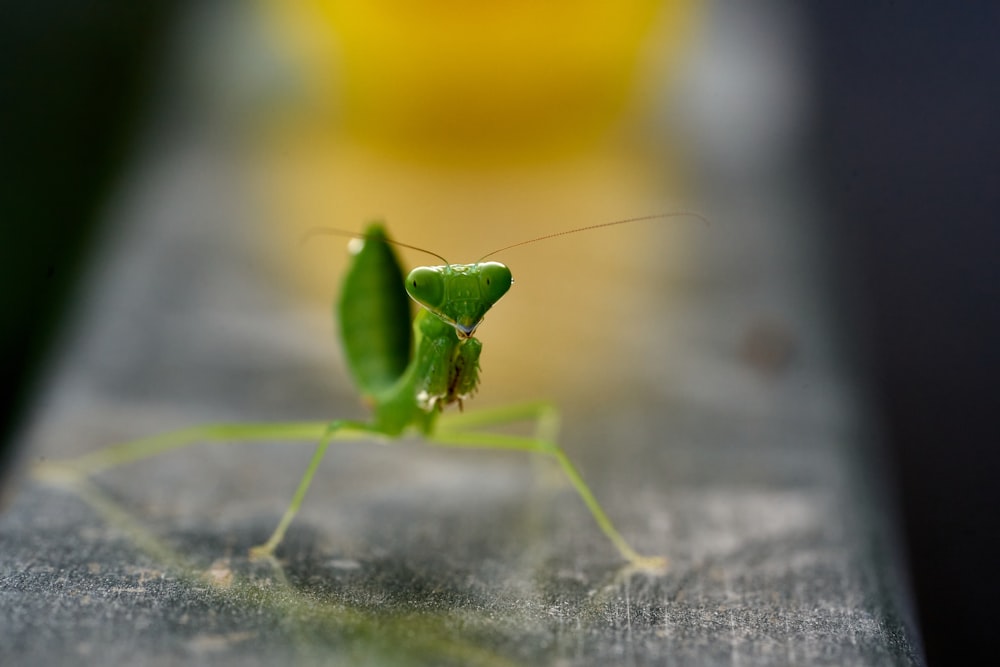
[45,214,702,571]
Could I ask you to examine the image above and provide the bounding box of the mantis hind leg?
[36,419,384,561]
[430,403,666,571]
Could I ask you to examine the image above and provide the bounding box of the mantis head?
[308,212,704,340]
[405,262,513,338]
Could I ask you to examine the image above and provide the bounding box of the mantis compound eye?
[405,266,446,310]
[478,262,513,307]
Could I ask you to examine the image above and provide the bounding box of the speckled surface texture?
[0,128,924,665]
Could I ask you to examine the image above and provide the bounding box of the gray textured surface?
[0,5,924,658]
[0,136,923,665]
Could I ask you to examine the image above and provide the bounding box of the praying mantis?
[46,214,701,571]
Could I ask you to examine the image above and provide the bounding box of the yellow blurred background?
[250,1,705,404]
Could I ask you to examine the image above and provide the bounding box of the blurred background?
[2,1,997,664]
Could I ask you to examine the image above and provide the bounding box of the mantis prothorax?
[47,214,703,570]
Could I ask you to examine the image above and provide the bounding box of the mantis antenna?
[477,212,709,262]
[304,211,707,266]
[302,226,451,265]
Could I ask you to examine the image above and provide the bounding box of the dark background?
[0,1,183,492]
[2,3,997,664]
[805,4,1000,663]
